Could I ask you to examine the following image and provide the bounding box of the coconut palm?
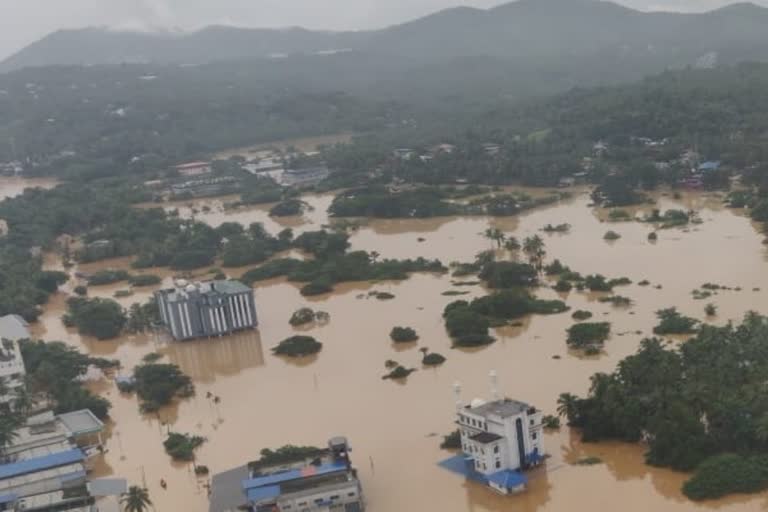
[504,236,521,257]
[0,413,22,460]
[523,235,546,270]
[483,228,506,249]
[121,486,152,512]
[556,393,580,425]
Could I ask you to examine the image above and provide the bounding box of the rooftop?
[158,280,251,302]
[0,449,84,481]
[467,398,533,419]
[57,409,104,437]
[470,432,503,444]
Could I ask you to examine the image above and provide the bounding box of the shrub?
[567,322,611,348]
[73,285,88,296]
[273,336,322,357]
[554,279,573,292]
[608,209,631,221]
[422,352,447,366]
[598,295,632,306]
[648,232,658,241]
[682,454,768,501]
[88,270,131,286]
[163,432,206,461]
[705,303,717,317]
[300,279,334,296]
[382,366,415,380]
[479,261,537,288]
[128,274,162,287]
[390,327,419,343]
[571,310,593,321]
[543,415,561,429]
[544,259,568,275]
[653,308,698,335]
[603,230,621,240]
[289,308,316,326]
[445,308,491,340]
[440,430,461,449]
[269,199,305,217]
[584,274,612,292]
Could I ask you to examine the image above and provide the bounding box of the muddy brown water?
[0,176,58,200]
[18,182,768,512]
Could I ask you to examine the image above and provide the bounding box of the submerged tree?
[121,486,152,512]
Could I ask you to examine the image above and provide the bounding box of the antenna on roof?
[489,370,500,400]
[453,381,463,410]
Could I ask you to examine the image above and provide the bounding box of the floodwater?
[0,176,59,200]
[213,133,356,160]
[30,187,768,512]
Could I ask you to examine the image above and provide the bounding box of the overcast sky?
[1,0,765,59]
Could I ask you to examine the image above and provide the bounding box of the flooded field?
[213,133,356,160]
[0,176,58,200]
[28,187,768,512]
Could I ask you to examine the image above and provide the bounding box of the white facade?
[0,315,29,409]
[457,398,544,479]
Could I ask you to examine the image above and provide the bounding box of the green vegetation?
[603,230,621,241]
[250,445,327,471]
[273,336,323,357]
[163,432,206,461]
[554,280,573,292]
[133,363,194,412]
[390,327,419,343]
[479,261,537,288]
[241,232,445,295]
[382,366,415,380]
[120,486,152,512]
[20,340,116,419]
[572,310,593,321]
[289,308,316,326]
[653,308,698,335]
[422,350,447,366]
[128,274,162,287]
[576,457,603,466]
[440,430,461,450]
[63,297,126,340]
[683,454,768,501]
[125,300,160,334]
[705,303,718,317]
[543,415,561,429]
[598,295,632,307]
[269,199,306,217]
[541,223,570,233]
[584,274,631,292]
[560,313,768,499]
[88,270,131,285]
[608,209,632,221]
[566,322,611,349]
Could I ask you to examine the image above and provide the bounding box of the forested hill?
[5,0,768,72]
[3,0,768,110]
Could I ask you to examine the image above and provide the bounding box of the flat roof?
[242,462,348,493]
[158,280,251,302]
[470,432,503,444]
[0,315,30,341]
[467,398,533,419]
[88,478,127,497]
[210,465,250,512]
[57,409,104,436]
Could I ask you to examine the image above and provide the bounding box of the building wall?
[155,288,258,341]
[274,480,362,512]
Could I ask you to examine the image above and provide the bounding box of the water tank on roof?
[186,284,197,293]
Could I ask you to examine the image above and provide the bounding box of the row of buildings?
[0,315,30,413]
[0,410,126,512]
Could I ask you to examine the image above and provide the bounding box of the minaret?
[453,381,463,410]
[489,370,500,401]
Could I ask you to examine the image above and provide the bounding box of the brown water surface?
[31,188,768,512]
[0,176,59,200]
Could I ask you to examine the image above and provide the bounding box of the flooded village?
[4,164,768,511]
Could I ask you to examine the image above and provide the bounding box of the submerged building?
[154,280,258,341]
[440,372,545,495]
[210,437,364,512]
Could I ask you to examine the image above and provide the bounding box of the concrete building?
[440,373,545,495]
[0,410,122,512]
[155,280,257,341]
[0,315,30,413]
[281,166,330,187]
[174,161,212,176]
[210,437,364,512]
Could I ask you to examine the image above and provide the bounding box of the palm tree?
[121,486,152,512]
[523,235,546,270]
[369,251,380,264]
[0,413,22,461]
[504,236,522,258]
[556,393,579,425]
[484,228,506,249]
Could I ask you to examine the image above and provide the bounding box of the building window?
[330,495,340,500]
[532,432,538,440]
[348,492,356,497]
[496,460,502,469]
[298,502,307,507]
[530,418,535,426]
[493,445,499,454]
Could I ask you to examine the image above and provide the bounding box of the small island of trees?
[273,336,323,357]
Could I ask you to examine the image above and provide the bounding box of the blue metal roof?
[0,493,17,505]
[699,161,721,171]
[0,449,84,481]
[246,484,280,503]
[487,469,528,489]
[242,462,348,492]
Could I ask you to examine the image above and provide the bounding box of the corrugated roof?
[0,449,84,481]
[0,493,17,505]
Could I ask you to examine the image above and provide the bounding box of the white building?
[0,314,30,412]
[453,375,545,495]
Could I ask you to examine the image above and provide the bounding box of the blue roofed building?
[698,161,721,172]
[209,437,364,512]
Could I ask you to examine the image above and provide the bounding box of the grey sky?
[1,0,765,59]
